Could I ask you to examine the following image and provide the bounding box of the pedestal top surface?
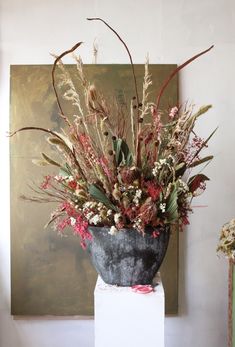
[95,272,164,296]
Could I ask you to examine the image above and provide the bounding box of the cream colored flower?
[108,225,118,235]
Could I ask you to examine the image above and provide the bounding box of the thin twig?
[87,18,139,109]
[8,126,64,139]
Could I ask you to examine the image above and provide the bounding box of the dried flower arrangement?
[217,219,235,259]
[10,18,215,249]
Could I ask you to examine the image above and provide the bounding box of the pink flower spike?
[131,285,154,294]
[169,106,178,119]
[40,175,52,189]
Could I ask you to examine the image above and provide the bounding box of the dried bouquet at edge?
[217,219,235,259]
[10,18,215,249]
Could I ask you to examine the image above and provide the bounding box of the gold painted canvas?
[10,64,178,316]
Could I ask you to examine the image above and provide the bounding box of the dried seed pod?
[112,183,121,201]
[88,84,97,101]
[119,166,141,184]
[122,196,130,209]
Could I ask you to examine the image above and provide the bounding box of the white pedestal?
[94,273,165,347]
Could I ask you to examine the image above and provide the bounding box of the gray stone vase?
[85,226,170,286]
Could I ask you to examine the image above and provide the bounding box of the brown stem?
[156,45,214,112]
[8,126,63,139]
[52,41,83,125]
[87,18,140,109]
[87,17,141,167]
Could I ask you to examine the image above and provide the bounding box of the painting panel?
[10,64,178,316]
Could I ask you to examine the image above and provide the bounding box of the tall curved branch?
[87,17,140,111]
[156,45,214,112]
[52,41,83,124]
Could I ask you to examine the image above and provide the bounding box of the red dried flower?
[138,197,157,224]
[145,181,162,202]
[123,206,138,221]
[68,180,77,190]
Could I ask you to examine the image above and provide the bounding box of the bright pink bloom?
[72,215,92,248]
[62,202,77,218]
[56,217,71,231]
[131,285,154,294]
[57,202,92,248]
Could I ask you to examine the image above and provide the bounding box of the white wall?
[0,0,233,346]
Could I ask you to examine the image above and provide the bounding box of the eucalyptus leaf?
[126,152,133,167]
[175,162,186,171]
[32,159,48,167]
[113,138,133,166]
[59,168,70,177]
[189,155,213,168]
[41,152,61,167]
[166,183,179,222]
[194,104,212,119]
[175,162,187,177]
[89,184,119,212]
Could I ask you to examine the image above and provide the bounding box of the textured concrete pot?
[86,226,170,286]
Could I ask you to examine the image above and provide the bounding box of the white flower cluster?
[152,157,175,177]
[178,179,189,192]
[70,217,76,226]
[83,201,96,209]
[133,189,142,206]
[114,213,122,223]
[159,203,166,213]
[107,209,113,216]
[217,219,235,258]
[222,219,235,240]
[82,201,108,225]
[133,218,143,230]
[108,225,118,235]
[54,174,65,181]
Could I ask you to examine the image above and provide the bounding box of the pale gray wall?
[0,0,233,346]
